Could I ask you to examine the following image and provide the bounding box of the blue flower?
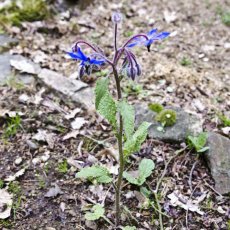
[127,29,170,51]
[67,47,105,78]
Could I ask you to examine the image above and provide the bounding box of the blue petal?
[147,28,157,36]
[155,32,170,40]
[145,39,153,46]
[76,47,88,61]
[67,52,82,60]
[90,59,104,65]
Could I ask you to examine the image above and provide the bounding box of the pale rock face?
[205,132,230,195]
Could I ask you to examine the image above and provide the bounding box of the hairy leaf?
[138,159,155,185]
[85,204,105,221]
[76,165,112,184]
[187,132,209,153]
[118,100,135,139]
[95,77,109,109]
[98,92,117,127]
[123,159,155,186]
[123,122,151,157]
[123,172,139,185]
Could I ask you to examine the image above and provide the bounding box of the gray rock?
[205,132,230,194]
[38,69,94,109]
[135,104,203,143]
[0,53,37,85]
[0,34,18,53]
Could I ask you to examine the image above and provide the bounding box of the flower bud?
[78,65,85,79]
[135,63,142,76]
[112,12,122,24]
[127,66,137,80]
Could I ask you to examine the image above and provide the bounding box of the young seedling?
[187,132,209,153]
[67,12,170,226]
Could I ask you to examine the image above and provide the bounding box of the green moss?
[57,159,68,174]
[222,12,230,26]
[148,103,164,113]
[155,109,177,127]
[218,113,230,127]
[8,181,21,195]
[0,0,49,27]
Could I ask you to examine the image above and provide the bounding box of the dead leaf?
[32,129,56,148]
[62,130,79,140]
[45,184,63,198]
[71,117,87,130]
[0,189,13,219]
[167,191,204,215]
[5,168,26,182]
[65,108,81,120]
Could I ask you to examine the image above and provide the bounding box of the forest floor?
[0,0,230,229]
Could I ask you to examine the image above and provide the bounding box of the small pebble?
[26,140,38,150]
[15,157,22,165]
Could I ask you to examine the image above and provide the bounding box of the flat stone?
[0,53,38,85]
[135,104,203,143]
[38,69,93,109]
[205,132,230,194]
[0,34,18,53]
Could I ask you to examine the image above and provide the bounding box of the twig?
[188,160,198,192]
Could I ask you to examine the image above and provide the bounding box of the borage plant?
[67,13,170,227]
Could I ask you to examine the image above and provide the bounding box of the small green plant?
[221,12,230,26]
[123,159,155,186]
[3,114,22,138]
[123,81,144,97]
[180,57,192,66]
[148,103,164,113]
[8,181,21,195]
[124,30,134,37]
[155,109,177,127]
[57,159,68,174]
[36,175,46,189]
[5,75,25,89]
[0,179,4,189]
[76,165,112,184]
[0,220,12,228]
[218,113,230,127]
[187,132,209,153]
[85,204,105,220]
[68,12,170,226]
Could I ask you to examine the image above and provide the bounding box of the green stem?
[113,66,124,227]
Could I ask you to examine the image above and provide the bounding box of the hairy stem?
[113,66,124,226]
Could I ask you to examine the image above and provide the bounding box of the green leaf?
[118,100,135,139]
[123,159,155,186]
[85,204,105,221]
[123,172,139,185]
[122,226,137,230]
[138,159,155,185]
[124,122,151,157]
[187,132,208,152]
[97,92,117,127]
[76,165,112,184]
[95,77,109,109]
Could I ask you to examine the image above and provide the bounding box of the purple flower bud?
[135,63,142,76]
[85,64,92,75]
[127,66,137,80]
[112,12,122,24]
[78,65,85,79]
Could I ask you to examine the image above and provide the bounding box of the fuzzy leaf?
[138,159,155,185]
[118,100,135,139]
[187,132,208,152]
[97,92,117,127]
[85,204,105,220]
[76,165,112,184]
[123,172,139,185]
[95,77,109,109]
[124,122,151,157]
[123,159,155,186]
